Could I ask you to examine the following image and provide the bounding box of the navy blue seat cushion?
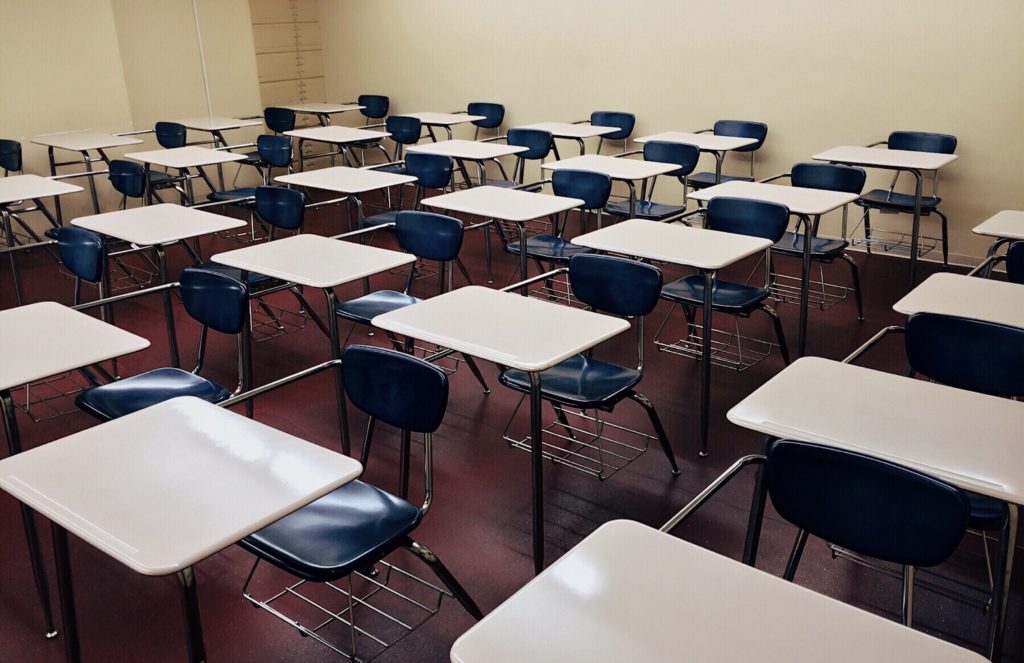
[239,150,262,166]
[857,189,941,212]
[772,234,849,258]
[687,172,754,189]
[197,262,274,287]
[375,163,407,176]
[661,275,769,312]
[146,171,180,186]
[362,210,400,228]
[500,355,641,408]
[239,480,422,583]
[207,187,257,207]
[335,290,420,324]
[507,234,591,261]
[76,367,231,421]
[605,199,686,220]
[968,492,1009,531]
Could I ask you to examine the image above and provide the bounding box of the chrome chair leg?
[839,254,864,321]
[628,391,680,476]
[761,304,791,364]
[404,539,483,620]
[461,355,490,394]
[783,529,809,581]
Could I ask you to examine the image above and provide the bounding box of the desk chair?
[499,254,680,479]
[362,152,453,229]
[376,116,425,172]
[0,139,23,175]
[56,227,108,305]
[587,111,635,154]
[854,131,956,267]
[765,162,867,320]
[657,197,791,366]
[687,120,768,190]
[605,141,700,221]
[75,267,252,420]
[239,345,482,660]
[148,121,207,199]
[212,135,294,213]
[356,94,390,124]
[238,108,296,166]
[467,101,505,140]
[483,128,554,190]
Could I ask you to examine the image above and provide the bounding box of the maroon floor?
[0,198,1019,662]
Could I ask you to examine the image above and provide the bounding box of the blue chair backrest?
[180,267,249,335]
[590,111,635,141]
[766,439,969,567]
[569,254,662,317]
[386,116,423,146]
[396,211,464,262]
[643,141,700,177]
[0,139,22,173]
[888,131,956,155]
[406,153,453,190]
[358,94,390,120]
[706,196,789,242]
[713,120,767,152]
[551,169,613,210]
[56,227,104,283]
[108,160,146,198]
[263,107,296,134]
[468,102,504,129]
[791,162,866,195]
[342,345,449,433]
[1007,241,1024,285]
[256,134,292,168]
[507,128,553,160]
[255,186,304,230]
[905,312,1024,398]
[155,122,187,149]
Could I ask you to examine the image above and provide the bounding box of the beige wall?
[319,0,1024,264]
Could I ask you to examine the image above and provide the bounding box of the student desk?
[283,126,390,170]
[31,131,144,215]
[451,519,987,663]
[408,139,528,188]
[728,356,1024,659]
[893,272,1024,329]
[573,219,772,457]
[124,146,246,205]
[973,210,1024,275]
[690,180,859,357]
[514,122,619,156]
[73,203,246,366]
[635,131,758,185]
[0,301,149,640]
[398,112,486,141]
[422,185,583,287]
[275,166,416,228]
[211,233,416,454]
[0,174,84,304]
[177,117,264,189]
[373,285,629,574]
[0,396,362,663]
[279,102,365,126]
[541,154,679,218]
[812,145,959,286]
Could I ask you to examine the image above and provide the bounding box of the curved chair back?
[263,107,296,134]
[888,131,956,155]
[57,227,105,283]
[706,196,789,242]
[180,267,249,335]
[552,169,613,210]
[468,102,505,129]
[358,94,390,120]
[507,128,553,160]
[1007,241,1024,285]
[591,111,635,140]
[643,141,700,178]
[386,115,423,146]
[791,162,866,195]
[569,254,662,317]
[108,160,146,198]
[255,186,304,230]
[0,139,22,173]
[905,312,1024,398]
[256,134,293,168]
[766,439,969,567]
[342,345,449,433]
[155,122,187,149]
[396,211,464,262]
[713,120,767,152]
[406,153,453,190]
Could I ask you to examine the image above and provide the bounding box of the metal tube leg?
[714,151,724,184]
[742,436,774,566]
[461,354,490,394]
[909,170,922,285]
[52,524,80,662]
[797,214,817,357]
[398,429,411,500]
[2,391,57,638]
[783,529,809,581]
[176,567,207,663]
[518,222,529,296]
[3,210,24,306]
[988,504,1017,660]
[629,391,680,476]
[901,565,915,627]
[529,371,545,574]
[82,151,101,214]
[324,289,351,455]
[48,147,64,222]
[699,269,714,457]
[405,539,483,619]
[156,248,181,367]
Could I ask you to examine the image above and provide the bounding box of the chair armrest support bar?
[759,172,791,184]
[501,267,568,292]
[330,223,394,240]
[71,281,179,311]
[513,179,550,191]
[842,325,905,364]
[660,454,766,534]
[219,359,342,409]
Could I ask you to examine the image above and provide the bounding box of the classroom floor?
[1,197,1019,662]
